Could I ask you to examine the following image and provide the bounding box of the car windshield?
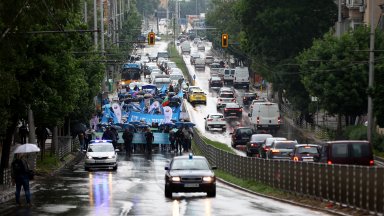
[226,103,240,108]
[171,158,210,170]
[297,146,319,154]
[275,142,296,149]
[88,144,114,152]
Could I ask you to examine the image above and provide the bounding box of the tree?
[297,27,373,131]
[136,0,159,17]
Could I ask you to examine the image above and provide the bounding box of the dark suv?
[230,127,253,148]
[319,140,374,166]
[223,103,243,118]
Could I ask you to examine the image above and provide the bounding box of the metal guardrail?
[193,127,384,214]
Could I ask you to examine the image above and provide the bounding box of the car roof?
[244,92,257,96]
[211,76,221,80]
[225,103,240,108]
[208,113,224,116]
[294,144,320,148]
[173,155,206,160]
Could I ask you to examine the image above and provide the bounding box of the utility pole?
[119,0,123,29]
[368,0,375,143]
[100,0,105,53]
[94,0,98,49]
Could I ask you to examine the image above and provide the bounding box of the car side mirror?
[164,166,169,170]
[211,166,217,170]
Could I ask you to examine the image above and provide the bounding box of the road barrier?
[193,128,384,214]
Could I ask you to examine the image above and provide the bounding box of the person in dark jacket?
[122,128,134,154]
[11,154,31,206]
[169,130,176,152]
[144,128,154,154]
[175,127,184,153]
[19,123,28,144]
[36,127,48,148]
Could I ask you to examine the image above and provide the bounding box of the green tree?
[136,0,159,16]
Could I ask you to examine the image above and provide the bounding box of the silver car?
[84,141,119,171]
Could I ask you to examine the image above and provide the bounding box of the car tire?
[207,186,216,197]
[165,186,172,198]
[246,151,251,157]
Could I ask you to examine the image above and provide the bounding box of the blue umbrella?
[174,121,196,128]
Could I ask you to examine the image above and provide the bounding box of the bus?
[120,63,141,86]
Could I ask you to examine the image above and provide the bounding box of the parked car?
[223,103,243,119]
[204,113,226,131]
[208,76,224,90]
[188,89,207,105]
[164,155,217,198]
[84,140,119,171]
[318,140,374,166]
[260,137,287,158]
[243,93,258,106]
[267,140,298,160]
[246,134,273,157]
[230,127,253,148]
[217,91,236,109]
[290,144,321,162]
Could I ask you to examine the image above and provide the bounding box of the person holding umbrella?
[11,154,32,206]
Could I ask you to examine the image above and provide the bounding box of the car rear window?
[297,146,319,154]
[332,143,348,158]
[211,115,223,119]
[171,158,210,170]
[225,103,240,108]
[251,134,272,142]
[238,129,253,136]
[275,142,295,149]
[351,142,371,158]
[220,93,234,98]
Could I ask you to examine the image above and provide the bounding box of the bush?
[343,125,367,140]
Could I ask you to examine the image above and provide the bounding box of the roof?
[173,155,206,160]
[294,144,320,147]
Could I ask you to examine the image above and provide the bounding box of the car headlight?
[108,155,116,159]
[171,176,181,182]
[87,155,92,159]
[203,176,214,182]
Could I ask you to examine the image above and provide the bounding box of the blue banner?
[127,111,180,125]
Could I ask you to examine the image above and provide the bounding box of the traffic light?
[221,33,228,48]
[148,32,155,45]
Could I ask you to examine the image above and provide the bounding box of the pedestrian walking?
[122,128,134,154]
[110,127,119,149]
[169,130,176,152]
[182,126,193,152]
[175,127,184,153]
[144,128,154,154]
[36,127,48,148]
[19,123,29,144]
[78,132,85,151]
[11,154,32,207]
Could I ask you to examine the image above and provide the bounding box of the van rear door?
[258,103,280,127]
[349,141,373,166]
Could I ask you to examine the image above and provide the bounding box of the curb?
[216,177,351,216]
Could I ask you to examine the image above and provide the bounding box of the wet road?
[0,153,330,216]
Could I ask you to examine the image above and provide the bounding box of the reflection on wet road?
[0,153,329,215]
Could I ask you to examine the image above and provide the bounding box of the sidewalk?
[0,152,80,204]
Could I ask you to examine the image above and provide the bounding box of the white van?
[181,41,191,54]
[223,68,235,83]
[248,102,281,132]
[152,77,171,90]
[233,66,250,89]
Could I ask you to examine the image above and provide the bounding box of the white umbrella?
[13,143,40,154]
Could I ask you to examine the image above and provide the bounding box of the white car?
[217,91,236,109]
[204,114,226,131]
[84,140,119,171]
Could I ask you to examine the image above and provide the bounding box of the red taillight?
[243,97,246,100]
[327,160,332,165]
[220,118,225,121]
[257,116,260,124]
[250,143,256,147]
[232,99,236,102]
[278,116,281,124]
[224,108,228,112]
[219,99,222,101]
[293,156,299,161]
[370,160,374,166]
[207,118,213,121]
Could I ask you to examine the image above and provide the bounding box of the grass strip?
[167,43,189,80]
[36,154,61,174]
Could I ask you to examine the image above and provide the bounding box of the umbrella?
[174,121,196,128]
[14,143,40,154]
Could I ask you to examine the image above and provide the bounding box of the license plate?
[213,125,221,128]
[184,183,199,188]
[303,158,314,162]
[230,113,236,115]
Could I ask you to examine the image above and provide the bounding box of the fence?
[193,128,384,214]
